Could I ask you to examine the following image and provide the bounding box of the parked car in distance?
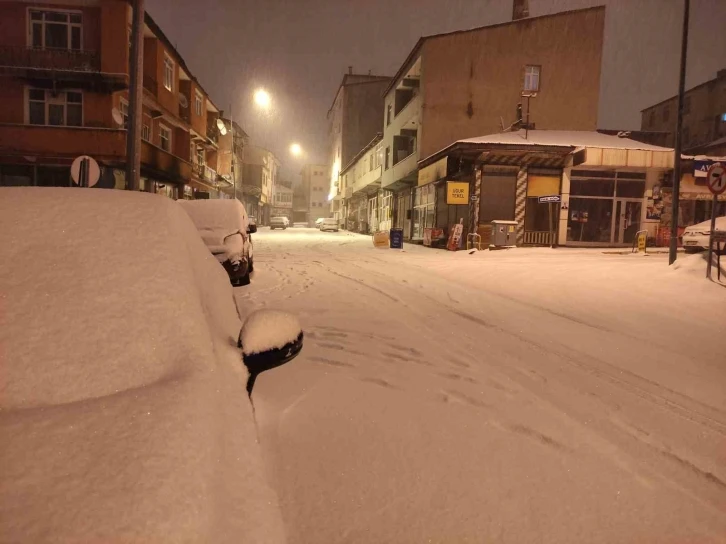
[320,217,340,232]
[270,216,290,230]
[0,187,302,543]
[681,216,726,253]
[314,217,325,229]
[178,199,255,286]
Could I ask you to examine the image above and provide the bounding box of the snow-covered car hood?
[0,188,284,543]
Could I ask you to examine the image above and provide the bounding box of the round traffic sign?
[706,163,726,196]
[71,155,100,188]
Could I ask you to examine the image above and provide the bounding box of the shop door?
[613,199,642,244]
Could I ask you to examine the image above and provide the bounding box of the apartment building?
[271,181,293,222]
[216,117,249,199]
[338,134,393,234]
[640,68,726,156]
[0,0,223,200]
[301,163,329,225]
[379,6,605,240]
[241,145,278,223]
[326,69,391,220]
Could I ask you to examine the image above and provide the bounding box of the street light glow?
[290,143,302,157]
[254,88,271,109]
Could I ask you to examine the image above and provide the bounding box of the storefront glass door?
[613,199,642,244]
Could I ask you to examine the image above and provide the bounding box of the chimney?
[348,66,353,75]
[512,0,529,20]
[368,69,371,75]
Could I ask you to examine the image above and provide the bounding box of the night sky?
[146,0,726,182]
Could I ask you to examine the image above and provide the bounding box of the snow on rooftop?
[457,129,674,152]
[0,187,285,542]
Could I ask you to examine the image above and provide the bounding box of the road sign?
[706,163,725,195]
[71,155,100,188]
[537,195,561,203]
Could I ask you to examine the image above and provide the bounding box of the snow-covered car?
[314,217,325,229]
[320,217,339,232]
[178,199,255,286]
[0,187,303,543]
[270,216,290,230]
[681,216,726,253]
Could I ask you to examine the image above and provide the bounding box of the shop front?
[564,170,647,246]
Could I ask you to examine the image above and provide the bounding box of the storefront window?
[567,170,646,244]
[567,198,613,242]
[413,184,435,239]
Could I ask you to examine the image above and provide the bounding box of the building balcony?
[382,150,419,191]
[141,141,192,183]
[352,165,382,196]
[0,45,99,72]
[0,46,126,90]
[143,74,157,97]
[193,162,217,184]
[0,124,126,161]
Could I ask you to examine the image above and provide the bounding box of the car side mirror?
[237,310,303,395]
[247,224,257,234]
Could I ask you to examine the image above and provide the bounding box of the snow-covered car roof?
[178,199,249,260]
[177,198,249,245]
[0,188,284,542]
[684,215,726,231]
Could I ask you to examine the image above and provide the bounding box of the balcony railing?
[0,45,100,72]
[195,162,217,183]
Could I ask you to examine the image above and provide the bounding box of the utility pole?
[125,0,145,191]
[669,0,690,265]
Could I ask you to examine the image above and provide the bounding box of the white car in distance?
[320,217,340,232]
[270,216,290,230]
[681,215,726,253]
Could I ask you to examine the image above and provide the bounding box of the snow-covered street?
[238,228,726,543]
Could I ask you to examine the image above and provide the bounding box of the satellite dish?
[216,118,228,136]
[179,94,189,109]
[111,107,124,126]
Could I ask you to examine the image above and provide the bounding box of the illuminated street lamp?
[290,143,302,157]
[254,88,271,109]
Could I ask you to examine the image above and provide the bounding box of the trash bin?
[490,220,518,247]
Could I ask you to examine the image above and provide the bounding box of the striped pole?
[515,167,528,245]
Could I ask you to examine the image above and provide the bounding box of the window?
[119,98,129,129]
[369,153,374,171]
[30,9,82,51]
[28,88,82,126]
[163,54,174,91]
[385,146,390,170]
[195,90,203,116]
[523,65,540,92]
[663,105,670,123]
[142,115,151,141]
[196,147,204,166]
[386,104,392,126]
[159,124,171,152]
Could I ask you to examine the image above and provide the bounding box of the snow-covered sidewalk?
[238,228,726,544]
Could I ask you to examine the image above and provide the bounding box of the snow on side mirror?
[238,310,303,395]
